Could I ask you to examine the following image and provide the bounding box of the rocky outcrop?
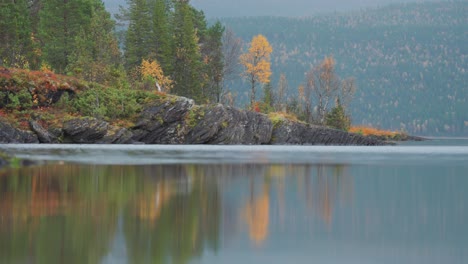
[0,120,39,143]
[63,117,134,144]
[132,97,195,144]
[185,105,273,144]
[0,96,389,145]
[271,120,385,145]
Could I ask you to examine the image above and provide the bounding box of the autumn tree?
[140,58,173,92]
[305,56,356,125]
[240,34,273,108]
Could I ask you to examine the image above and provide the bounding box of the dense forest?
[219,1,467,136]
[0,0,225,104]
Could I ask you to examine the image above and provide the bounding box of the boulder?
[0,120,39,143]
[98,126,135,144]
[29,120,58,143]
[63,117,109,143]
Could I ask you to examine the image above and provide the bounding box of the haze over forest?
[104,0,451,17]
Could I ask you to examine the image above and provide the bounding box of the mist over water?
[1,141,467,263]
[1,141,468,167]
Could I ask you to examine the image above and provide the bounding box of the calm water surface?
[0,140,467,264]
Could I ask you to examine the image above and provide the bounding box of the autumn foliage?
[240,35,273,107]
[140,59,173,92]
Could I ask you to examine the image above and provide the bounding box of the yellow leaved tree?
[140,59,173,92]
[240,35,273,108]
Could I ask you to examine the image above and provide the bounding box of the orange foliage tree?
[305,56,356,124]
[240,35,272,108]
[140,59,173,92]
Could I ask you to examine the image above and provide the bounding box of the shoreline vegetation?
[349,126,425,142]
[0,67,422,146]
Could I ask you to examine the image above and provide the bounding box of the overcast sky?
[190,0,446,17]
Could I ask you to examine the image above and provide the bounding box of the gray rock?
[98,126,135,144]
[63,117,109,143]
[270,119,386,145]
[243,111,273,144]
[0,120,39,143]
[186,105,273,144]
[132,97,194,144]
[29,120,58,143]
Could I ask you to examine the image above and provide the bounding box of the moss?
[268,112,287,128]
[185,106,205,129]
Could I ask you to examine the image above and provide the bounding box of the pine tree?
[262,82,275,112]
[171,0,203,101]
[0,0,33,68]
[39,0,96,72]
[67,2,123,85]
[124,0,152,70]
[325,101,351,131]
[150,0,172,73]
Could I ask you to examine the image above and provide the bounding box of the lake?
[1,140,467,264]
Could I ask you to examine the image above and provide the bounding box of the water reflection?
[0,162,467,263]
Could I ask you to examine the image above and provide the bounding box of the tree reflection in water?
[0,163,352,263]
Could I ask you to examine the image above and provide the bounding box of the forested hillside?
[220,1,467,136]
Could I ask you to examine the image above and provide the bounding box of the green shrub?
[72,85,159,120]
[16,88,33,109]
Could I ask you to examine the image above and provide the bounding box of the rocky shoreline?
[0,97,388,146]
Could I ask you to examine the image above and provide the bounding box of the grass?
[350,126,407,140]
[268,111,300,128]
